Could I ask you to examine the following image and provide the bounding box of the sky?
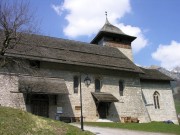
[11,0,180,70]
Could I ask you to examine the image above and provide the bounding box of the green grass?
[0,106,93,135]
[175,100,180,114]
[85,122,180,135]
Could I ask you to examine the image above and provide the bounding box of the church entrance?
[31,94,49,117]
[97,102,109,118]
[91,92,118,119]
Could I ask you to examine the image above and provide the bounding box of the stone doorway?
[31,94,49,117]
[97,102,109,118]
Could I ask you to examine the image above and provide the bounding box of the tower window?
[95,79,101,92]
[73,76,79,93]
[119,80,124,96]
[153,91,160,109]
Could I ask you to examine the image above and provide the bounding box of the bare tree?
[0,0,39,69]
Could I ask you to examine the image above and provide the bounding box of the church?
[0,17,178,124]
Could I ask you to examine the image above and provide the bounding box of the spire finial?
[105,11,109,24]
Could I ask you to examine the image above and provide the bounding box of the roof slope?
[91,18,136,44]
[140,67,173,81]
[0,32,142,73]
[100,18,125,35]
[92,92,119,102]
[19,76,68,94]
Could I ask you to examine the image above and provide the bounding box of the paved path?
[71,123,174,135]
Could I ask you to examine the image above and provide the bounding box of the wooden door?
[98,102,108,118]
[31,94,49,117]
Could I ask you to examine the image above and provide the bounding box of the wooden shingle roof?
[91,92,119,102]
[91,18,136,44]
[19,76,68,94]
[101,18,126,35]
[0,32,142,73]
[139,67,173,81]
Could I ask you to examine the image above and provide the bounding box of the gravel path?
[70,123,174,135]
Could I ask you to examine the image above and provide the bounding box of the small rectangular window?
[119,81,124,96]
[95,79,101,92]
[74,76,79,93]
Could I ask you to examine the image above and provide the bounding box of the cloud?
[51,4,64,16]
[152,40,180,70]
[63,0,131,38]
[53,0,131,37]
[118,24,148,53]
[52,0,148,52]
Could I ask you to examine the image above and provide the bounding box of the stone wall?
[104,41,134,61]
[141,81,179,124]
[117,48,134,62]
[0,70,150,123]
[101,76,150,123]
[50,71,150,122]
[0,74,26,110]
[0,62,178,124]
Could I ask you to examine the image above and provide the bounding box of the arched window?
[73,76,79,93]
[95,79,101,92]
[153,91,160,109]
[119,80,124,96]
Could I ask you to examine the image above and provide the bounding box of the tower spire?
[105,11,107,18]
[105,11,110,24]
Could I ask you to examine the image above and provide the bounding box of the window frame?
[153,91,160,109]
[73,76,79,93]
[95,78,101,92]
[119,80,124,96]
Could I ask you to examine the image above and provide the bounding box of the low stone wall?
[0,74,26,110]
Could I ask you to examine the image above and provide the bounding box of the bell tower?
[91,13,136,62]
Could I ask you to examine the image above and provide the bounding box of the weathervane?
[105,11,107,18]
[105,11,109,24]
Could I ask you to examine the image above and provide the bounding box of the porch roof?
[91,92,119,102]
[19,76,68,94]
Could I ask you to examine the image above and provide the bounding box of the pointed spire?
[105,11,110,24]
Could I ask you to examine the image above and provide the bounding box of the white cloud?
[52,0,148,52]
[152,41,180,70]
[51,4,64,16]
[53,0,131,37]
[118,24,148,53]
[63,0,131,37]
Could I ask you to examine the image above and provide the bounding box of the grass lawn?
[85,122,180,135]
[0,106,93,135]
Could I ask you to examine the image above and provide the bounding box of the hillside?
[0,106,93,135]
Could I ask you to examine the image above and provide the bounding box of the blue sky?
[18,0,180,70]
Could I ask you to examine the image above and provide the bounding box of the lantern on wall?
[84,76,91,87]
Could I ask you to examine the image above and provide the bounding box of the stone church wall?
[104,41,134,62]
[117,47,134,62]
[0,71,150,123]
[102,76,150,123]
[141,81,179,124]
[0,62,177,124]
[50,70,150,123]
